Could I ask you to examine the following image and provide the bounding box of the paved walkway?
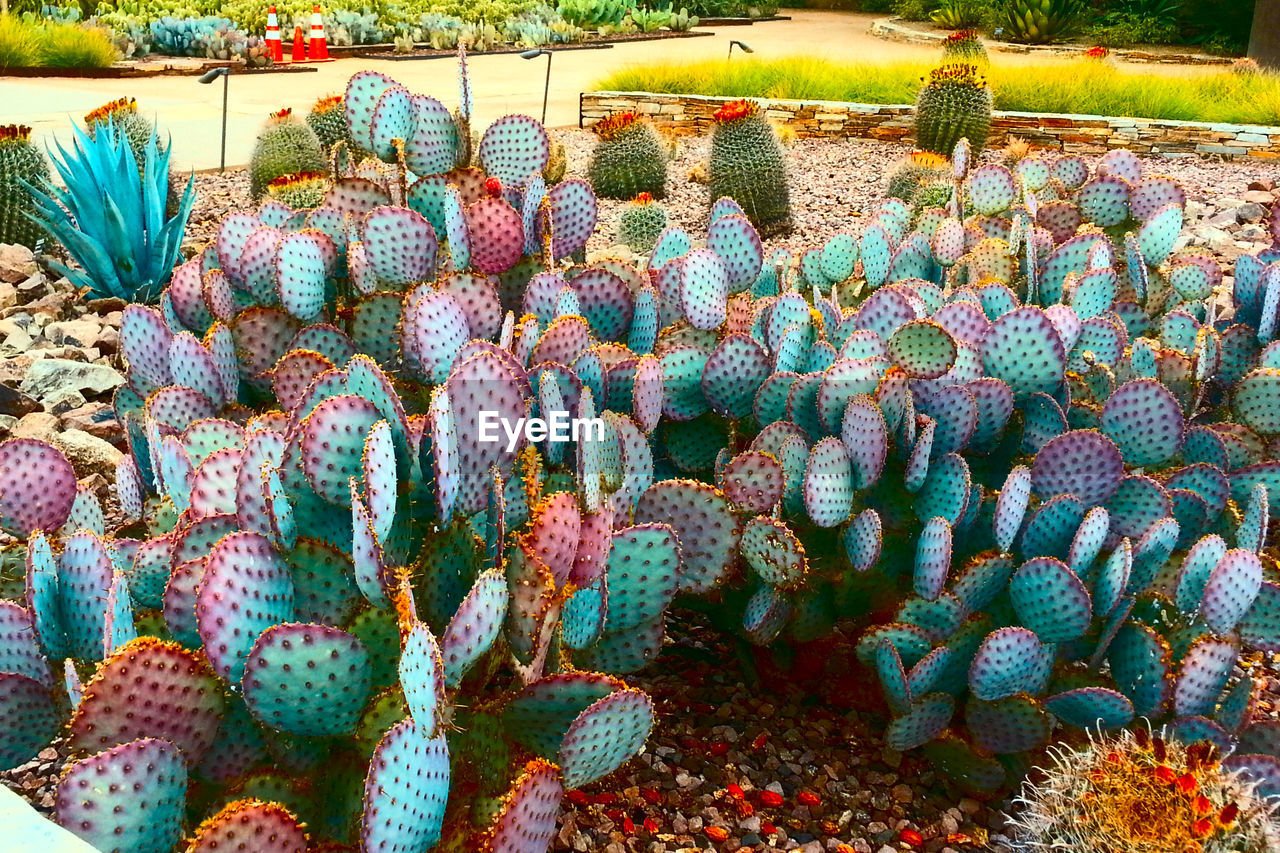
[0,11,1213,171]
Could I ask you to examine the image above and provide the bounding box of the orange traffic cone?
[290,24,307,61]
[308,5,329,60]
[265,6,283,62]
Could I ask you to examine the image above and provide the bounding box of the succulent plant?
[306,93,350,152]
[264,170,330,209]
[587,110,668,200]
[915,63,993,157]
[940,28,988,64]
[0,125,49,249]
[249,108,325,200]
[999,0,1084,44]
[886,149,952,208]
[1007,728,1280,851]
[617,192,667,253]
[22,118,192,302]
[709,98,791,237]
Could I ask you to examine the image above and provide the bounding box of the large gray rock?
[19,358,124,401]
[44,319,102,348]
[50,428,122,477]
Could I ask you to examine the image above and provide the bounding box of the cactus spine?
[249,108,325,200]
[265,171,331,209]
[708,99,792,237]
[617,192,667,253]
[587,111,667,200]
[914,64,993,157]
[0,125,50,249]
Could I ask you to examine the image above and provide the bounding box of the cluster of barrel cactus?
[2,48,1280,851]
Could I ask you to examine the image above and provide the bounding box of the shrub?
[0,14,41,67]
[894,0,938,21]
[932,0,989,28]
[1087,14,1180,47]
[36,19,117,66]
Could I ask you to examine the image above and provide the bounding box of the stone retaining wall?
[869,16,1233,66]
[580,91,1280,159]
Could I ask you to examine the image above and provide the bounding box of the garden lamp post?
[198,66,231,173]
[520,48,552,126]
[728,39,752,60]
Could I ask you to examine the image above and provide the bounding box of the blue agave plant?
[23,118,193,303]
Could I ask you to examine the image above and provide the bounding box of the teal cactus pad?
[58,530,114,660]
[196,530,295,683]
[719,451,784,514]
[1138,202,1183,266]
[285,538,362,625]
[897,592,963,640]
[478,114,549,185]
[1031,429,1123,507]
[121,304,175,395]
[875,639,912,713]
[1166,462,1230,521]
[844,508,882,572]
[502,673,623,758]
[820,231,859,282]
[360,717,451,852]
[994,465,1032,552]
[952,552,1014,613]
[69,637,224,762]
[1044,681,1136,727]
[860,223,892,289]
[568,268,633,341]
[904,646,952,697]
[1175,534,1229,614]
[487,759,563,852]
[1067,505,1109,574]
[706,213,764,293]
[0,673,59,771]
[1105,474,1173,542]
[913,516,952,601]
[1201,548,1263,634]
[969,626,1048,701]
[856,622,932,668]
[803,437,855,528]
[0,438,77,537]
[65,486,105,537]
[369,84,414,160]
[169,332,229,408]
[276,231,328,322]
[1239,482,1270,554]
[0,602,51,687]
[904,417,936,494]
[1092,538,1131,619]
[441,568,508,688]
[966,695,1052,754]
[981,306,1066,397]
[1078,174,1131,226]
[361,420,397,545]
[363,205,438,287]
[1009,556,1092,643]
[300,394,383,504]
[271,349,335,411]
[752,371,798,425]
[739,516,806,589]
[406,289,471,384]
[967,164,1017,216]
[1235,368,1280,436]
[703,334,769,420]
[679,248,729,331]
[885,693,954,752]
[915,452,972,526]
[650,226,691,271]
[242,622,371,737]
[1100,378,1184,467]
[405,94,458,176]
[344,70,396,150]
[558,688,653,788]
[887,319,957,380]
[635,481,737,594]
[1222,755,1280,799]
[816,358,887,434]
[1108,621,1172,717]
[1173,635,1237,717]
[397,622,445,738]
[56,737,187,853]
[352,485,389,607]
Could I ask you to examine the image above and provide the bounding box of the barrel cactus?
[587,110,667,200]
[249,107,325,200]
[264,170,330,208]
[84,98,159,163]
[915,63,993,157]
[617,192,667,252]
[306,93,349,151]
[0,125,49,248]
[940,28,988,64]
[886,150,952,207]
[708,98,791,237]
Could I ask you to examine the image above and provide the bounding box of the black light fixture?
[197,65,231,173]
[520,48,552,125]
[728,39,753,59]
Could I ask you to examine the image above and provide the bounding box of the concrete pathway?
[0,11,1212,171]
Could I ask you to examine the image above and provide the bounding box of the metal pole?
[219,68,229,173]
[541,52,551,126]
